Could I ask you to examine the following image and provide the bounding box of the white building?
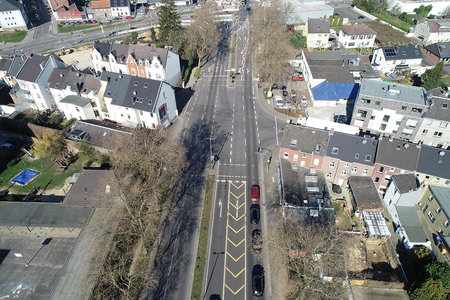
[110,0,130,18]
[413,19,450,45]
[0,0,28,31]
[339,24,376,49]
[283,0,334,24]
[58,95,96,120]
[388,0,450,17]
[305,18,329,49]
[383,174,430,249]
[100,71,178,128]
[371,44,425,75]
[12,54,66,110]
[91,41,182,87]
[414,91,450,149]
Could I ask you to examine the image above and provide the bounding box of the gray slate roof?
[110,0,128,7]
[281,126,330,156]
[48,67,101,94]
[375,138,420,171]
[358,79,427,106]
[417,145,450,179]
[396,206,428,243]
[93,41,111,60]
[380,44,423,61]
[0,57,12,72]
[101,71,161,113]
[0,0,22,12]
[304,52,356,83]
[392,174,419,194]
[16,54,49,82]
[308,18,330,34]
[429,185,450,218]
[425,95,450,122]
[348,176,383,211]
[59,95,91,107]
[70,119,132,150]
[7,55,27,77]
[424,42,450,59]
[326,132,377,166]
[0,202,93,227]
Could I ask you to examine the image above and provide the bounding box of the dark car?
[282,90,288,97]
[251,229,262,253]
[334,114,348,124]
[252,265,265,297]
[358,15,365,19]
[251,185,260,201]
[271,83,279,90]
[250,204,260,225]
[209,294,221,300]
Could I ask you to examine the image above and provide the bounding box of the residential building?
[348,176,384,214]
[91,41,182,86]
[0,56,13,86]
[350,79,428,141]
[283,0,334,24]
[47,67,103,119]
[339,24,376,49]
[12,54,66,110]
[422,42,450,65]
[372,137,420,193]
[413,18,450,45]
[0,0,28,31]
[417,185,450,255]
[371,44,425,75]
[414,92,450,149]
[55,4,86,20]
[383,174,429,249]
[388,0,449,17]
[280,125,330,170]
[90,0,111,20]
[416,145,450,186]
[322,132,378,186]
[303,117,360,135]
[306,18,330,49]
[58,95,96,120]
[100,71,177,128]
[110,0,130,18]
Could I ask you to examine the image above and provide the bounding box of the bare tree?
[267,216,347,300]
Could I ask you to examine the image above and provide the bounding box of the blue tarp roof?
[312,81,360,101]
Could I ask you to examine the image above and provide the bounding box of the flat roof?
[363,211,391,236]
[396,206,428,243]
[348,176,383,211]
[359,79,427,106]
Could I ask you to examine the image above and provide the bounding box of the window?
[293,154,299,162]
[434,131,443,137]
[382,115,390,122]
[284,152,289,159]
[422,129,428,134]
[357,109,367,118]
[443,103,448,109]
[76,107,80,112]
[378,166,384,172]
[326,173,332,178]
[375,101,380,106]
[365,155,371,161]
[361,98,371,104]
[444,220,449,228]
[140,110,143,116]
[315,144,321,153]
[406,119,417,128]
[351,166,357,173]
[370,116,375,120]
[355,153,359,159]
[428,211,435,222]
[341,170,347,175]
[302,153,307,158]
[375,177,380,183]
[380,123,387,131]
[344,162,349,167]
[330,162,335,168]
[144,83,148,88]
[332,147,339,154]
[436,207,441,214]
[411,107,423,113]
[395,121,401,125]
[401,106,407,110]
[134,81,138,86]
[439,122,448,128]
[290,139,297,147]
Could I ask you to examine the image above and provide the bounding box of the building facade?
[306,18,330,49]
[0,0,28,31]
[371,44,424,75]
[90,0,111,20]
[339,24,376,49]
[110,0,130,18]
[415,145,450,186]
[413,19,450,45]
[351,79,428,141]
[422,42,450,65]
[417,185,450,239]
[58,95,96,120]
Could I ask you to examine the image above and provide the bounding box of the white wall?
[414,117,450,149]
[111,5,131,17]
[0,9,27,29]
[388,0,450,16]
[164,50,182,86]
[92,48,111,73]
[307,33,329,49]
[371,49,424,74]
[59,102,96,120]
[339,30,375,49]
[154,82,178,127]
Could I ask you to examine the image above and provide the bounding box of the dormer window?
[55,83,59,88]
[106,91,111,96]
[134,81,138,86]
[144,83,148,88]
[290,139,297,147]
[331,147,339,155]
[365,155,371,161]
[315,145,321,153]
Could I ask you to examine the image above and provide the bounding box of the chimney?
[379,134,383,140]
[39,63,44,70]
[416,140,422,148]
[389,136,394,142]
[329,128,334,136]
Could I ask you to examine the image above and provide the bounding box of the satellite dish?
[439,151,445,156]
[403,144,409,149]
[362,139,367,144]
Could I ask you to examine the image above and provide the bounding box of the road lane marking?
[226,267,245,278]
[227,237,245,247]
[225,283,245,295]
[228,213,244,222]
[228,224,245,234]
[229,201,245,210]
[230,182,245,189]
[229,191,244,199]
[226,251,245,262]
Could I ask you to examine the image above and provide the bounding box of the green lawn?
[372,13,412,32]
[333,202,352,231]
[0,30,27,43]
[441,74,450,87]
[0,155,82,194]
[191,175,215,300]
[57,24,98,33]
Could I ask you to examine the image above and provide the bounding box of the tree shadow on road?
[175,87,195,114]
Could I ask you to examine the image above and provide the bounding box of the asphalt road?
[334,7,368,22]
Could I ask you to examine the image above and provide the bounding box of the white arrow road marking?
[219,199,223,218]
[236,200,239,218]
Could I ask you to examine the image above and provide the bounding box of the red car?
[92,20,98,24]
[125,16,134,19]
[251,185,260,201]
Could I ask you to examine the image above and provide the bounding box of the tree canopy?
[32,130,67,159]
[421,61,444,91]
[157,0,181,44]
[425,261,450,288]
[414,5,433,17]
[409,278,447,300]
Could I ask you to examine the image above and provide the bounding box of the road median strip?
[191,175,215,300]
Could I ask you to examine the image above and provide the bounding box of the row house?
[372,137,420,193]
[351,79,428,142]
[90,0,130,20]
[338,24,376,49]
[110,0,130,18]
[0,0,28,31]
[9,54,66,110]
[305,18,330,49]
[323,132,378,186]
[413,19,450,45]
[414,90,450,149]
[422,42,450,65]
[371,44,425,75]
[280,126,330,170]
[100,71,177,129]
[47,0,86,21]
[91,41,182,86]
[416,145,450,187]
[47,67,103,119]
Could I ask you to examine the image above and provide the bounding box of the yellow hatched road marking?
[230,182,245,189]
[229,191,245,199]
[227,237,245,247]
[229,201,245,210]
[225,284,245,295]
[228,213,244,222]
[227,251,245,262]
[222,181,232,297]
[226,267,245,278]
[228,224,245,234]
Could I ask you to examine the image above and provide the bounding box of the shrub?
[290,31,306,48]
[194,67,200,79]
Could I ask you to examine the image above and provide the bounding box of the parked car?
[92,20,98,23]
[250,204,260,224]
[292,70,304,81]
[300,95,308,106]
[282,90,288,97]
[251,185,260,201]
[125,16,134,19]
[252,265,265,297]
[275,95,284,108]
[334,114,348,124]
[209,294,221,300]
[251,229,262,253]
[358,15,365,19]
[271,83,279,90]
